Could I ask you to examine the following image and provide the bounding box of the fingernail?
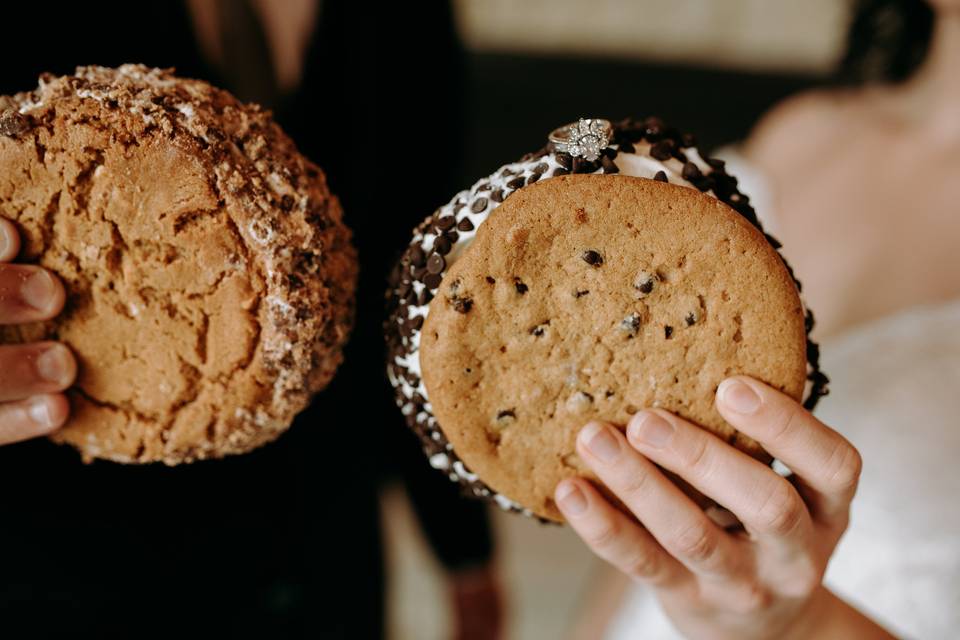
[556,481,587,516]
[36,345,70,384]
[630,411,674,448]
[21,270,56,311]
[28,397,53,428]
[581,422,621,462]
[720,379,761,414]
[0,227,9,258]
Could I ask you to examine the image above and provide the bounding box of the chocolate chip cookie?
[386,117,827,521]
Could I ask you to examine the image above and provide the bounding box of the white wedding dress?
[604,156,960,640]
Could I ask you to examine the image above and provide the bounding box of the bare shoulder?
[743,89,856,172]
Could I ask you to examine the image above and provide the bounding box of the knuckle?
[755,480,806,536]
[780,560,822,598]
[679,435,711,479]
[623,552,662,583]
[732,581,774,614]
[823,442,863,495]
[672,522,719,565]
[616,469,651,501]
[585,521,623,552]
[766,404,804,444]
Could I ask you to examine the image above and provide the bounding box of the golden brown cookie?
[420,175,806,521]
[386,117,827,521]
[0,65,357,464]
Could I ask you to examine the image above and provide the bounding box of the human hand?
[555,376,889,640]
[0,218,76,444]
[450,564,505,640]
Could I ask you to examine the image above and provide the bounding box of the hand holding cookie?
[0,218,76,444]
[555,377,879,640]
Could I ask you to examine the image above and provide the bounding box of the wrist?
[785,586,897,640]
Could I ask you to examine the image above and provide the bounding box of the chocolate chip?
[457,217,475,232]
[427,253,446,274]
[706,157,726,171]
[601,156,619,174]
[552,167,570,177]
[423,272,443,289]
[435,215,457,231]
[572,157,598,174]
[574,289,590,298]
[433,235,452,255]
[280,194,296,211]
[476,182,492,192]
[491,188,504,203]
[496,409,516,420]
[555,152,573,169]
[532,162,548,175]
[681,132,697,147]
[634,273,656,295]
[514,278,528,294]
[417,288,434,305]
[0,110,30,138]
[445,230,459,244]
[409,245,426,267]
[653,170,668,182]
[471,198,488,214]
[526,172,541,185]
[664,325,673,339]
[643,116,665,136]
[486,276,496,284]
[682,161,702,181]
[453,297,473,314]
[410,315,424,330]
[581,250,603,266]
[530,321,549,336]
[618,140,635,154]
[685,311,697,326]
[650,140,674,160]
[506,176,525,190]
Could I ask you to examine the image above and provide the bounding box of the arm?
[555,376,897,640]
[0,218,76,444]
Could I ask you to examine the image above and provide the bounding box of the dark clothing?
[0,2,492,638]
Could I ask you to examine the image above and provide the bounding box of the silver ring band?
[548,118,613,162]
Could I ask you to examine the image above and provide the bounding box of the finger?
[0,218,20,262]
[0,342,77,402]
[626,409,813,548]
[0,264,66,323]
[716,377,863,524]
[556,477,688,587]
[0,393,70,444]
[577,421,747,579]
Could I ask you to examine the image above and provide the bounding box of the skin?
[0,218,76,444]
[745,5,960,337]
[557,378,896,639]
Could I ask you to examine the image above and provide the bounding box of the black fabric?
[0,1,493,638]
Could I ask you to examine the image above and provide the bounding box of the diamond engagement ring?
[548,118,613,162]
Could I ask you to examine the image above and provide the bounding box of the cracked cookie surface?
[0,65,356,464]
[419,176,806,521]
